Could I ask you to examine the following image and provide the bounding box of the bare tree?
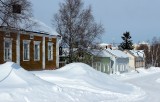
[53,0,104,63]
[136,43,150,68]
[0,0,33,29]
[149,37,160,67]
[137,37,160,67]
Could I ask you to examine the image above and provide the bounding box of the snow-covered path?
[124,72,160,102]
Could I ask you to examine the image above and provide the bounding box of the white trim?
[23,40,31,61]
[34,41,41,61]
[42,36,45,69]
[16,32,20,64]
[56,36,61,68]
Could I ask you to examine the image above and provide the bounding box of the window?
[4,38,12,61]
[34,41,41,61]
[23,40,30,61]
[48,42,53,60]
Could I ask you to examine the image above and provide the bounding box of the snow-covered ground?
[0,62,160,102]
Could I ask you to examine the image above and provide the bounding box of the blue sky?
[31,0,160,43]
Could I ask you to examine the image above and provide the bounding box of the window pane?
[24,43,29,60]
[5,42,10,48]
[4,41,11,61]
[34,44,39,60]
[5,49,7,60]
[48,44,53,60]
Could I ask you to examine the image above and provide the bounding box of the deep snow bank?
[0,62,74,102]
[53,63,135,93]
[0,62,145,102]
[34,63,145,101]
[0,62,52,87]
[111,67,160,81]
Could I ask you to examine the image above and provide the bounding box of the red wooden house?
[0,26,60,70]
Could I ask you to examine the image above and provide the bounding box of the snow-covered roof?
[106,49,128,58]
[129,50,144,57]
[20,18,59,36]
[30,19,59,35]
[99,43,110,47]
[90,49,109,57]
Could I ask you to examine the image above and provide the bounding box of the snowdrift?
[0,62,72,102]
[0,62,52,87]
[0,62,146,102]
[34,63,145,101]
[47,63,135,93]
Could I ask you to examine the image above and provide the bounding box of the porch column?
[42,36,45,69]
[56,36,61,68]
[16,32,20,65]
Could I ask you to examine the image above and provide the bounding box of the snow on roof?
[90,49,109,57]
[20,18,59,35]
[98,43,111,48]
[99,43,110,46]
[129,50,144,57]
[139,41,150,45]
[32,19,59,35]
[106,49,128,58]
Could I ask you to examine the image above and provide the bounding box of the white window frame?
[23,40,31,61]
[34,41,41,61]
[48,42,53,60]
[4,38,12,61]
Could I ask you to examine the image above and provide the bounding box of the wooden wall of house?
[0,31,5,64]
[45,37,57,70]
[0,29,57,71]
[11,32,17,63]
[20,34,43,70]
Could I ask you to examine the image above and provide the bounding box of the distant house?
[125,50,145,70]
[0,26,60,70]
[99,43,119,50]
[105,49,129,74]
[91,49,111,74]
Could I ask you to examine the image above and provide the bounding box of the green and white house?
[91,49,111,74]
[105,49,129,74]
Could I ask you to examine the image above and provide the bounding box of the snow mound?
[0,62,73,102]
[34,63,145,101]
[0,62,146,102]
[156,79,160,83]
[58,63,135,93]
[0,62,53,87]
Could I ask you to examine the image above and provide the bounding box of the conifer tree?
[118,32,134,50]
